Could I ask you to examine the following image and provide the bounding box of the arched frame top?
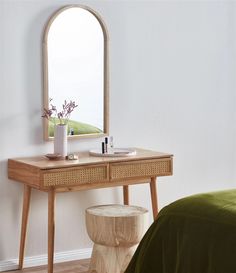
[43,5,109,140]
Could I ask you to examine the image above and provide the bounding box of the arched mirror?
[43,5,109,140]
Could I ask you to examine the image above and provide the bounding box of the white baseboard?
[0,247,92,272]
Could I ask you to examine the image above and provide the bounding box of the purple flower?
[42,98,78,125]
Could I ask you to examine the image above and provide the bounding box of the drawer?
[43,164,109,187]
[110,158,172,180]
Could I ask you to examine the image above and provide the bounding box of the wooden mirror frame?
[42,5,109,140]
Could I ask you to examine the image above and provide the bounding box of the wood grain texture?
[8,160,41,189]
[8,149,173,169]
[8,148,173,191]
[48,190,55,273]
[150,177,158,219]
[123,185,129,205]
[89,244,137,273]
[19,185,31,269]
[86,205,149,273]
[86,205,149,247]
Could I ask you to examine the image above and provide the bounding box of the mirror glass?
[43,6,109,139]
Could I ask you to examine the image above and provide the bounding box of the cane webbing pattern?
[43,166,107,187]
[111,159,171,180]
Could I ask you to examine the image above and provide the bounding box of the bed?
[125,189,236,273]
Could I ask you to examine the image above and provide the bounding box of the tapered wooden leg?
[19,185,31,269]
[150,177,158,219]
[48,190,55,273]
[123,185,129,205]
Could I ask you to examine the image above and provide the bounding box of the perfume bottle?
[105,137,108,153]
[102,142,105,154]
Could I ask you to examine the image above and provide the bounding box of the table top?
[86,204,149,217]
[8,148,173,170]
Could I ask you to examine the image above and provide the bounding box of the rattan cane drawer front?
[110,158,172,180]
[43,164,108,187]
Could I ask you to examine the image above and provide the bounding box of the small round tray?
[89,148,136,157]
[45,153,62,160]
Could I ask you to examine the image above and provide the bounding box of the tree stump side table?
[85,204,149,273]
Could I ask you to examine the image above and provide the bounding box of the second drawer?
[110,158,172,180]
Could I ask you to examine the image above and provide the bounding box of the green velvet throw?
[125,190,236,273]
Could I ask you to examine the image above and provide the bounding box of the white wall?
[0,0,235,266]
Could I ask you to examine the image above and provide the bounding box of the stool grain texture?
[86,204,149,273]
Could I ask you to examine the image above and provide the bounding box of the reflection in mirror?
[43,5,109,139]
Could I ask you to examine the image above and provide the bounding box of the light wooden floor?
[4,259,90,273]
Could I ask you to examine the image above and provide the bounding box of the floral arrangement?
[42,98,78,125]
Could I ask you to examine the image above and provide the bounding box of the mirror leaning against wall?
[43,5,109,140]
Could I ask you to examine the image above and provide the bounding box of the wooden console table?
[8,148,173,273]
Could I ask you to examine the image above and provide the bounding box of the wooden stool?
[85,204,149,273]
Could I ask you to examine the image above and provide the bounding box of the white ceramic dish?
[45,153,62,160]
[89,148,136,157]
